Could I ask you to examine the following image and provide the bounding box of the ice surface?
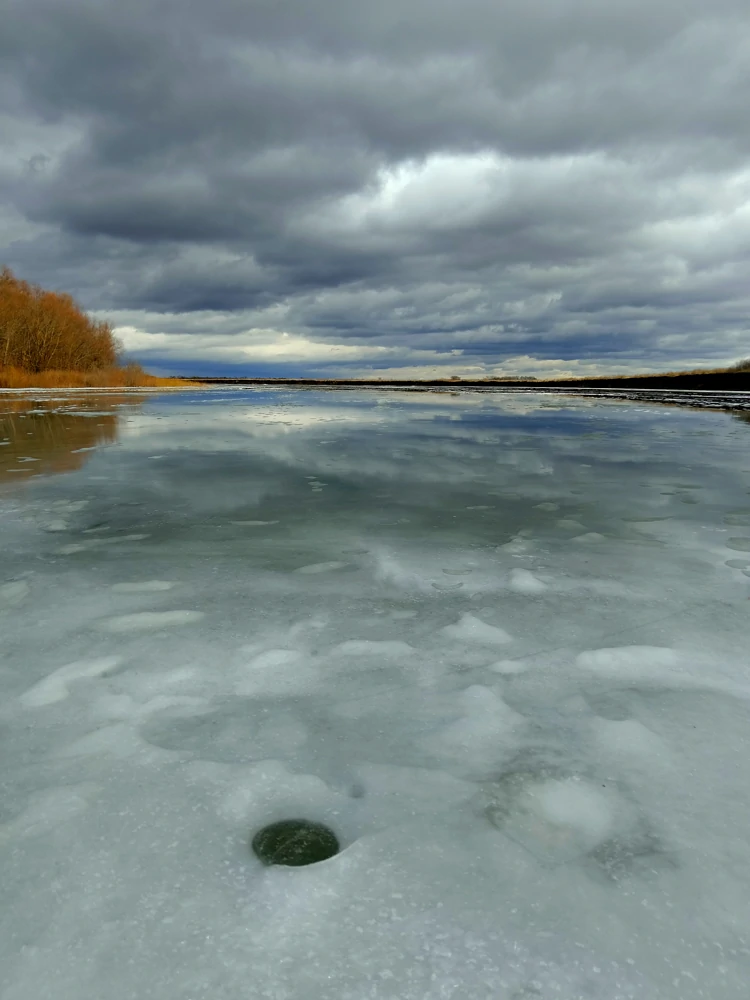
[2,388,750,999]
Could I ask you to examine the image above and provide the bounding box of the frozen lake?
[1,388,750,999]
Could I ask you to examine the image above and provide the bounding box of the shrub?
[0,267,191,388]
[0,267,120,373]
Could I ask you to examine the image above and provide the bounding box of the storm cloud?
[1,0,749,376]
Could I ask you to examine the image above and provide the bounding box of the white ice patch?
[20,656,121,708]
[48,499,88,513]
[442,612,512,645]
[236,648,318,697]
[371,549,434,591]
[41,519,69,532]
[331,639,416,658]
[57,533,150,555]
[576,645,680,677]
[98,610,205,632]
[215,759,345,828]
[532,778,614,839]
[0,784,98,844]
[591,717,673,768]
[294,560,348,574]
[230,519,280,526]
[110,580,175,593]
[352,762,476,828]
[488,659,528,675]
[509,568,548,594]
[486,774,629,864]
[557,518,586,530]
[99,533,150,544]
[59,723,153,760]
[572,531,606,543]
[430,685,525,766]
[498,535,532,554]
[0,580,30,606]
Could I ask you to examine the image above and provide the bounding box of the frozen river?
[1,388,749,999]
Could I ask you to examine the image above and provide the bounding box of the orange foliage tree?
[0,266,120,373]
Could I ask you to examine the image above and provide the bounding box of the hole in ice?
[251,819,340,867]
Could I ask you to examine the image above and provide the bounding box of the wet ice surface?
[1,389,750,1000]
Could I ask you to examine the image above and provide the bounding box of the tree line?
[0,266,119,373]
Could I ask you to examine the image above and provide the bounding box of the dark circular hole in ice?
[251,819,340,867]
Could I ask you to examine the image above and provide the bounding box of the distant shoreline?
[189,369,749,391]
[2,370,748,411]
[184,370,750,411]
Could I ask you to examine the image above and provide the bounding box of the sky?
[1,0,749,379]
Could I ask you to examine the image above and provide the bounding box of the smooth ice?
[2,388,750,1000]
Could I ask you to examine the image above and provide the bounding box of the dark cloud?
[1,0,749,375]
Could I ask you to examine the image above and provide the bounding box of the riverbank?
[0,366,193,389]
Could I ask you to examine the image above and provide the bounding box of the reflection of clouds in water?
[111,392,741,523]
